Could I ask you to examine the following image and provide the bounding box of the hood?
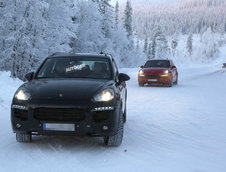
[26,78,112,101]
[142,67,169,74]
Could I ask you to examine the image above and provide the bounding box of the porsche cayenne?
[11,53,130,146]
[138,59,178,87]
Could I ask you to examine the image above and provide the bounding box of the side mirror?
[25,72,34,82]
[171,65,176,69]
[140,65,144,69]
[118,73,130,84]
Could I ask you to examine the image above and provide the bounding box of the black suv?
[11,53,130,146]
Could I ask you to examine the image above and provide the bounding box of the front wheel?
[167,81,173,87]
[123,104,127,123]
[174,76,178,85]
[139,83,144,87]
[104,110,124,146]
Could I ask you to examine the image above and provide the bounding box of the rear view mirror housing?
[118,73,130,84]
[171,65,176,69]
[25,72,35,82]
[140,65,144,69]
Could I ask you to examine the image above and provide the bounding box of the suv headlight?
[15,89,31,101]
[163,70,169,74]
[94,89,114,102]
[138,70,144,76]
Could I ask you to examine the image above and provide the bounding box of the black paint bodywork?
[11,53,129,137]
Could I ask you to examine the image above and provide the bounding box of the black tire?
[123,104,127,123]
[16,133,32,142]
[168,81,173,87]
[174,76,178,85]
[104,110,124,146]
[139,83,144,86]
[123,90,127,123]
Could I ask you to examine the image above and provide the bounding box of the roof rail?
[99,50,113,58]
[100,50,105,55]
[50,52,65,56]
[106,53,113,58]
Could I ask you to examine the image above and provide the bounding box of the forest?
[0,0,225,79]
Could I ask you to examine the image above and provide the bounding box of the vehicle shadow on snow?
[139,84,182,88]
[26,135,109,150]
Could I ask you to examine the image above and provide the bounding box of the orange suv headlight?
[138,70,145,77]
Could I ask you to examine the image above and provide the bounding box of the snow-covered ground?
[0,47,226,172]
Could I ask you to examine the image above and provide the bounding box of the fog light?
[12,105,28,110]
[92,107,114,111]
[16,123,21,128]
[102,125,108,131]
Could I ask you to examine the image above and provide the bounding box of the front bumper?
[11,103,120,137]
[138,74,172,84]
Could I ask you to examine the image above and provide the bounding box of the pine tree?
[150,39,156,59]
[201,27,218,59]
[136,38,140,50]
[187,33,193,56]
[74,0,103,53]
[123,0,133,39]
[98,0,114,38]
[147,43,152,59]
[171,38,178,57]
[115,1,119,29]
[154,27,169,58]
[0,0,77,79]
[143,38,148,54]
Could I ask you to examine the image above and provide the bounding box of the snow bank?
[0,72,23,109]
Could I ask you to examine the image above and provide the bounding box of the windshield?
[144,60,170,68]
[36,57,112,79]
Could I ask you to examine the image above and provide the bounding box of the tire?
[168,81,173,87]
[16,133,32,142]
[123,104,127,123]
[104,109,124,146]
[174,76,178,85]
[139,83,144,87]
[174,78,178,85]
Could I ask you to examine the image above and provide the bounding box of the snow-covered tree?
[136,38,140,50]
[201,27,218,59]
[171,33,178,57]
[132,0,226,38]
[98,0,114,38]
[115,1,119,29]
[73,0,104,53]
[143,38,148,54]
[0,0,77,79]
[187,33,193,56]
[154,27,169,58]
[123,0,133,39]
[149,40,156,59]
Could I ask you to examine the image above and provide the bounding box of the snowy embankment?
[0,47,226,172]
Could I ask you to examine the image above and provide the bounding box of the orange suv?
[138,59,178,87]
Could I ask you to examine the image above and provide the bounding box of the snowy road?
[0,62,226,171]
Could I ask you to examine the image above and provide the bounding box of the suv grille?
[14,109,28,120]
[34,108,86,122]
[146,75,160,79]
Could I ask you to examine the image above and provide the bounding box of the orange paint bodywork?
[138,59,178,86]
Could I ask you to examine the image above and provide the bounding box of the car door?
[112,59,126,113]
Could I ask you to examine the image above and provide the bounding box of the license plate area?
[43,123,75,131]
[148,79,158,82]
